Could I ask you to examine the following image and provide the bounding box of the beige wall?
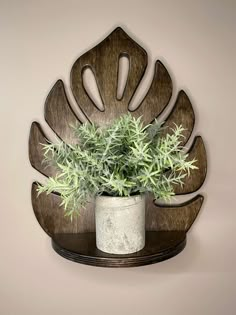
[1,0,235,314]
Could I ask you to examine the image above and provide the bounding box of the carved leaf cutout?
[130,60,172,125]
[45,80,81,145]
[174,136,207,194]
[71,27,148,125]
[146,194,204,232]
[29,27,207,235]
[29,122,58,178]
[161,90,195,146]
[117,54,130,100]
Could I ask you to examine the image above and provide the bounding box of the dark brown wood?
[146,194,204,232]
[71,29,172,126]
[130,60,172,124]
[71,27,147,125]
[45,80,81,144]
[52,231,186,267]
[174,136,207,194]
[32,182,95,236]
[29,122,58,178]
[161,90,195,146]
[29,27,207,263]
[32,182,202,236]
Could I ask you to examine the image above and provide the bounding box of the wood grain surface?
[45,80,81,144]
[146,194,204,232]
[51,231,186,267]
[174,136,207,194]
[161,90,195,145]
[32,183,203,236]
[29,122,58,178]
[32,182,95,236]
[29,27,207,237]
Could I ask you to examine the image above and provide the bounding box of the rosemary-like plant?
[37,114,198,219]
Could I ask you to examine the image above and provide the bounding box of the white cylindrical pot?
[95,194,145,254]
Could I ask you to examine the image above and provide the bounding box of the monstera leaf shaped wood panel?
[29,27,207,267]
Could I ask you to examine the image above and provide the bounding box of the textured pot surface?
[95,194,145,254]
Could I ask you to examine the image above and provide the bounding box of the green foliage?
[37,114,198,219]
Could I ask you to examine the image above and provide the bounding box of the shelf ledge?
[52,231,186,267]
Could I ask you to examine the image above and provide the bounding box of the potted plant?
[37,114,198,254]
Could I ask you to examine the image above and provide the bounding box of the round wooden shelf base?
[52,231,186,267]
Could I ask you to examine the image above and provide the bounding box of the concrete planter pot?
[95,194,146,254]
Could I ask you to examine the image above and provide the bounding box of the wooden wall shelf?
[29,27,207,267]
[52,232,186,267]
